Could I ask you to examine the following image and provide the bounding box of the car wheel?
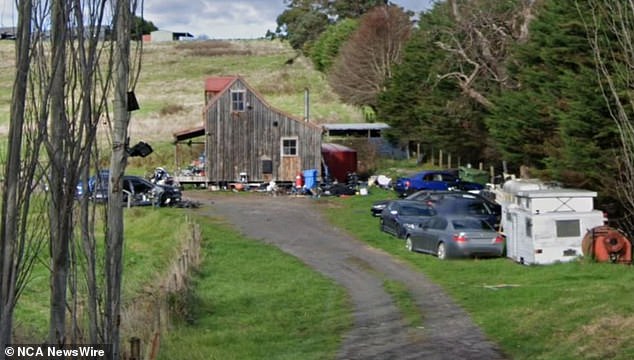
[437,242,447,260]
[380,218,386,232]
[406,237,414,252]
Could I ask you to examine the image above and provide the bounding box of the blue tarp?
[303,169,318,190]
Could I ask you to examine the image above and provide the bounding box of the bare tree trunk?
[47,0,72,345]
[0,0,34,352]
[106,0,132,357]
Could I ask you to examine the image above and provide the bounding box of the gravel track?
[189,192,507,360]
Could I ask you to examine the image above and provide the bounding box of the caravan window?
[556,219,580,237]
[525,219,532,237]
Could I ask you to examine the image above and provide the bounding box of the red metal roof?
[205,76,236,92]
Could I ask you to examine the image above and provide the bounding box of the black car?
[417,191,501,229]
[78,171,181,207]
[379,200,436,239]
[371,199,393,217]
[122,175,182,206]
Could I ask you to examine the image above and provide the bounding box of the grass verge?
[320,188,634,360]
[14,206,190,339]
[156,214,351,360]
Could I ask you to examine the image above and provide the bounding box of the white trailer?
[499,180,605,265]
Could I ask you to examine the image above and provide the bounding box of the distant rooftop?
[322,123,390,138]
[322,123,390,131]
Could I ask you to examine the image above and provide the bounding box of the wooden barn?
[175,76,323,185]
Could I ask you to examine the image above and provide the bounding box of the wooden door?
[280,156,301,182]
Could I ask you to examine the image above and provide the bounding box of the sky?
[0,1,436,39]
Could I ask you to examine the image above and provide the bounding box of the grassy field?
[320,188,634,360]
[157,214,350,360]
[13,206,192,340]
[0,39,363,175]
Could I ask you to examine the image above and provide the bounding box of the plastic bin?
[303,169,318,190]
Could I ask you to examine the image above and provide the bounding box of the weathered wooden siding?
[205,79,322,183]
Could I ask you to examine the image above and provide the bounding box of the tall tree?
[310,18,359,72]
[378,22,491,164]
[583,0,634,229]
[273,0,390,52]
[105,0,134,357]
[487,0,618,185]
[328,5,412,108]
[0,0,46,352]
[274,1,331,51]
[436,0,539,109]
[330,0,390,18]
[132,15,157,40]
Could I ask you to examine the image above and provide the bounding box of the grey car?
[405,215,505,260]
[379,200,436,239]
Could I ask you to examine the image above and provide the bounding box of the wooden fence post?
[129,337,141,360]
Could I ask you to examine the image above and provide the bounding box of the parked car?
[122,175,182,206]
[404,215,505,260]
[78,171,181,207]
[407,190,501,229]
[380,200,436,238]
[394,170,484,197]
[371,199,393,217]
[371,190,500,226]
[76,170,109,201]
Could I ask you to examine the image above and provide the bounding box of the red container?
[321,143,357,183]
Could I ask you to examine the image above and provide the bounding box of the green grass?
[382,279,423,328]
[13,206,189,339]
[319,189,634,360]
[157,215,351,360]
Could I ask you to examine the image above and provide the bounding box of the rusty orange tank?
[582,225,632,264]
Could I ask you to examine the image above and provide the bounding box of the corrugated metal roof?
[205,76,237,92]
[322,123,390,131]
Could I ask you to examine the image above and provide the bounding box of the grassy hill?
[0,39,364,173]
[0,39,363,143]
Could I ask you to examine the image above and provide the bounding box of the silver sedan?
[405,215,505,260]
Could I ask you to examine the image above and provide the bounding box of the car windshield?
[451,218,492,231]
[400,204,435,216]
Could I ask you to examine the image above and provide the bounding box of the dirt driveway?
[189,192,506,360]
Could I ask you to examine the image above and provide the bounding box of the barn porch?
[172,125,208,186]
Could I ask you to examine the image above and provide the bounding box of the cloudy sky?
[0,1,436,39]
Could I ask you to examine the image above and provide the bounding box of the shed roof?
[205,76,237,93]
[173,125,205,142]
[322,123,390,131]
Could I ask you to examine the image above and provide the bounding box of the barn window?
[231,90,245,112]
[281,137,298,156]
